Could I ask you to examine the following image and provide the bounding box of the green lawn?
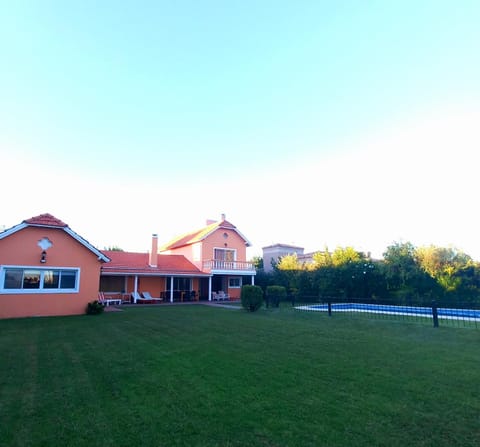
[1,305,479,447]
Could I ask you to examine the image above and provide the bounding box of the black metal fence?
[275,295,480,329]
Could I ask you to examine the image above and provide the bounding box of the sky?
[1,1,480,260]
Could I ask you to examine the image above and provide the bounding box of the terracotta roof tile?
[24,213,68,227]
[161,219,246,250]
[101,251,208,276]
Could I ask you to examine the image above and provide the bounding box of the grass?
[1,304,479,447]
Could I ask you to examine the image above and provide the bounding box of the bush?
[241,285,264,312]
[86,300,104,315]
[266,285,287,308]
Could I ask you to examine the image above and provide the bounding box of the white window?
[0,266,80,294]
[229,277,242,288]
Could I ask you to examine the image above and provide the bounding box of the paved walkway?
[106,301,242,311]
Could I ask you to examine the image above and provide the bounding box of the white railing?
[203,259,255,272]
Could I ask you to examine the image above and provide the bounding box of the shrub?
[240,285,264,312]
[266,285,287,308]
[86,300,104,315]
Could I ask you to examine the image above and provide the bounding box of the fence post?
[328,299,332,317]
[431,300,439,328]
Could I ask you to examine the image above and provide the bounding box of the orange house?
[160,214,256,300]
[100,246,210,303]
[1,213,256,318]
[0,214,110,319]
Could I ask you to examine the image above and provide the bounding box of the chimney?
[149,234,158,267]
[221,213,226,221]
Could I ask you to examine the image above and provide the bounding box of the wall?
[0,227,103,319]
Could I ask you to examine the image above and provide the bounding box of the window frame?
[0,265,80,294]
[213,248,237,261]
[228,277,242,288]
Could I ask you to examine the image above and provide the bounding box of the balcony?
[203,259,255,273]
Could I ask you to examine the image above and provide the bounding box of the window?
[1,267,79,293]
[166,277,192,291]
[229,277,242,288]
[214,248,235,261]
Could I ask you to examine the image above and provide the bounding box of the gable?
[161,219,251,251]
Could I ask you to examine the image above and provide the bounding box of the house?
[159,214,256,300]
[0,214,110,319]
[262,243,305,272]
[1,213,256,318]
[100,240,210,303]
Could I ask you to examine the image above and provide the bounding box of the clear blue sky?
[2,1,480,259]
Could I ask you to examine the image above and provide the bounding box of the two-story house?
[160,214,256,300]
[1,213,256,318]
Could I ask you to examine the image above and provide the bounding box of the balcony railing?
[203,259,255,272]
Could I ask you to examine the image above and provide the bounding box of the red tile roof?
[101,251,209,276]
[24,213,68,227]
[161,219,250,250]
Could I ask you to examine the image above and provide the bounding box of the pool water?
[296,303,480,320]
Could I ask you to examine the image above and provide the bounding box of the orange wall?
[201,228,247,262]
[0,227,104,319]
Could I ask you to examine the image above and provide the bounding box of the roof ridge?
[24,213,68,227]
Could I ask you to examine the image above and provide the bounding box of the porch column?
[169,276,174,303]
[134,275,139,303]
[251,275,255,285]
[208,276,212,301]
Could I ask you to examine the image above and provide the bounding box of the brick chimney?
[149,234,158,267]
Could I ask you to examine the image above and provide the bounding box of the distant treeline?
[254,242,480,306]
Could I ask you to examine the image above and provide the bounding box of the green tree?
[383,241,418,289]
[310,248,333,269]
[415,245,472,292]
[331,246,362,267]
[250,256,264,270]
[277,253,301,270]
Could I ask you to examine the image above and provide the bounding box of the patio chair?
[217,291,230,301]
[141,291,163,303]
[98,292,122,306]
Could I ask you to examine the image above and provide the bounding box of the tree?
[277,253,301,270]
[331,246,362,267]
[383,241,418,289]
[250,256,264,270]
[415,245,472,292]
[104,245,124,251]
[310,248,333,269]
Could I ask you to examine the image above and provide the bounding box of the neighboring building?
[1,213,256,318]
[0,214,109,319]
[262,243,305,272]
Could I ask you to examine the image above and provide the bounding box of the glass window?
[60,270,77,289]
[23,270,41,289]
[165,277,192,291]
[44,270,60,288]
[1,267,79,293]
[229,277,242,288]
[214,248,235,261]
[4,269,23,289]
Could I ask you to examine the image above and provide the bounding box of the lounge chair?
[130,291,162,304]
[98,292,122,306]
[141,291,163,303]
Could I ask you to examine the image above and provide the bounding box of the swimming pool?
[295,303,480,321]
